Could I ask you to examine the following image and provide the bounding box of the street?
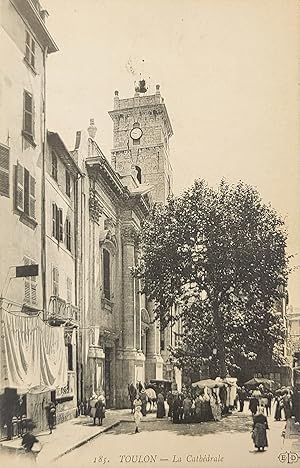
[56,410,287,468]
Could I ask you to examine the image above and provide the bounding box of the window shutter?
[15,162,24,211]
[55,204,59,240]
[30,38,35,68]
[67,277,72,303]
[24,257,31,303]
[24,168,30,215]
[56,268,59,296]
[59,208,63,242]
[29,175,36,219]
[69,220,72,251]
[30,260,37,304]
[25,31,30,62]
[0,144,10,197]
[52,266,59,296]
[24,92,33,135]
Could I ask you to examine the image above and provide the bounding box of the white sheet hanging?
[0,309,67,393]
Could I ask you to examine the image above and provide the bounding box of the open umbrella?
[244,377,275,389]
[192,379,221,389]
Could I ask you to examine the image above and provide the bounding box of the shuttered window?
[52,151,58,181]
[103,249,110,300]
[15,162,24,211]
[25,31,35,69]
[65,170,71,197]
[52,266,59,296]
[52,203,57,238]
[0,144,10,197]
[52,203,63,242]
[15,162,36,219]
[59,208,63,242]
[24,256,37,305]
[23,91,34,136]
[29,174,36,218]
[67,277,72,303]
[66,218,71,252]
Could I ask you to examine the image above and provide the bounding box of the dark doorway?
[104,348,112,408]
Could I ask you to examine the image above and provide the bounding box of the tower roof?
[109,89,173,138]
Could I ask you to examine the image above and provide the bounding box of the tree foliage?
[137,179,290,377]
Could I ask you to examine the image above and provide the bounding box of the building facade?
[72,120,159,408]
[45,131,81,423]
[0,0,73,438]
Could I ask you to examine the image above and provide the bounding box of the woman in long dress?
[140,388,148,416]
[282,391,292,420]
[95,394,106,426]
[133,395,143,433]
[274,393,283,421]
[157,392,166,418]
[252,410,269,451]
[89,393,98,425]
[210,392,222,421]
[249,396,259,416]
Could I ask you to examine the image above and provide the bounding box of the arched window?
[103,248,110,300]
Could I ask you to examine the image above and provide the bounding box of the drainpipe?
[41,46,48,321]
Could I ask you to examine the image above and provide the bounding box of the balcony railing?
[48,296,79,324]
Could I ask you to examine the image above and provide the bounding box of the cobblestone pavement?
[58,410,289,468]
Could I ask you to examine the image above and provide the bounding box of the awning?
[0,308,67,394]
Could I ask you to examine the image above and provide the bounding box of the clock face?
[130,127,143,140]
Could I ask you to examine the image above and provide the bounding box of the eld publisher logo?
[278,451,300,464]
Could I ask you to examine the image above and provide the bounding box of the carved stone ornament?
[121,225,139,245]
[89,187,103,223]
[104,217,116,233]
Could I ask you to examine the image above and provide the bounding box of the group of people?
[167,388,223,424]
[88,392,106,426]
[247,385,297,453]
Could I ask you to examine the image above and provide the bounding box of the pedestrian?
[166,390,174,419]
[249,395,259,416]
[133,394,142,433]
[282,391,292,420]
[172,393,180,424]
[238,386,247,412]
[89,392,98,425]
[21,421,41,462]
[251,409,269,452]
[183,394,192,423]
[128,383,137,414]
[157,391,166,418]
[210,391,222,422]
[45,401,56,434]
[266,391,273,417]
[274,392,283,421]
[140,388,148,416]
[95,394,106,426]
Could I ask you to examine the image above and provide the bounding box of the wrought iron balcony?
[48,296,79,324]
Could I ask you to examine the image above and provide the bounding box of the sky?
[43,0,300,306]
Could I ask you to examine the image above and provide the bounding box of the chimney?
[87,119,97,139]
[155,84,161,103]
[114,90,119,110]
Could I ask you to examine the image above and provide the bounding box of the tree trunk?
[213,305,227,378]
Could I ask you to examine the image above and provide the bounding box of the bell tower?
[109,82,173,204]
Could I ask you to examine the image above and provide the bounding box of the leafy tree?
[137,179,290,377]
